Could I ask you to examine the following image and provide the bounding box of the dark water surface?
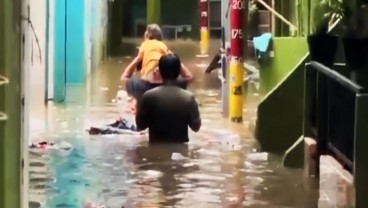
[29,40,324,208]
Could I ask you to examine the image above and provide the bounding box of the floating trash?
[29,141,55,149]
[29,141,73,151]
[171,153,187,160]
[58,141,73,150]
[83,200,105,208]
[196,54,209,58]
[247,152,268,161]
[87,119,138,135]
[61,121,68,128]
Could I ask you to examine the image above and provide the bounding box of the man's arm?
[167,50,193,82]
[188,95,201,132]
[136,94,151,131]
[120,43,145,83]
[180,63,193,82]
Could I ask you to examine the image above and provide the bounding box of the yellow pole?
[229,0,246,123]
[229,59,245,122]
[200,27,209,55]
[199,0,209,55]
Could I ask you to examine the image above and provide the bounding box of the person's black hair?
[158,54,181,80]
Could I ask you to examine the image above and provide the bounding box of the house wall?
[50,0,109,102]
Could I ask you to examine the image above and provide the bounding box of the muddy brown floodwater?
[29,40,329,208]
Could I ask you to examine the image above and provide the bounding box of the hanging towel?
[253,33,272,61]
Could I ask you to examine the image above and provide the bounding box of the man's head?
[158,54,181,81]
[145,24,163,40]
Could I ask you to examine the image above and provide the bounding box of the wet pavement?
[28,40,354,208]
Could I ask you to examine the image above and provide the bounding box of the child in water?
[120,24,193,113]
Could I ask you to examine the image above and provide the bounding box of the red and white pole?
[199,0,209,55]
[229,0,245,123]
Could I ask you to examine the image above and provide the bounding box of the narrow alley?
[29,41,343,208]
[0,0,361,207]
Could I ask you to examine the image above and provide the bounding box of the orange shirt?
[138,39,169,83]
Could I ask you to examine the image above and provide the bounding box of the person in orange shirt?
[120,24,193,112]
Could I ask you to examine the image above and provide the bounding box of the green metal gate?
[0,0,22,207]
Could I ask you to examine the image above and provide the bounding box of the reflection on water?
[29,122,317,208]
[30,40,319,208]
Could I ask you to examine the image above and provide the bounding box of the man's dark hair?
[158,54,181,80]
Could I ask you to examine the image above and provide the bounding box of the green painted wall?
[273,0,311,37]
[123,0,199,38]
[108,0,123,56]
[161,0,199,38]
[255,37,308,167]
[274,0,298,36]
[256,61,305,165]
[0,0,22,207]
[147,0,161,24]
[259,37,308,95]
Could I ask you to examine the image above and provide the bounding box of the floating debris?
[29,141,73,151]
[247,152,268,161]
[171,153,187,160]
[87,119,137,135]
[84,200,105,208]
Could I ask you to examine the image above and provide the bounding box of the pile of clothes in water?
[88,118,137,135]
[87,89,141,135]
[29,141,73,151]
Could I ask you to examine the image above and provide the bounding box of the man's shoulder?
[178,88,194,98]
[142,87,163,98]
[145,87,194,98]
[142,88,157,98]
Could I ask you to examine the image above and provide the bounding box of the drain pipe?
[44,0,50,103]
[220,0,230,117]
[229,0,246,123]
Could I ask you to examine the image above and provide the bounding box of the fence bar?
[311,62,366,93]
[315,70,329,177]
[328,143,353,171]
[303,63,317,137]
[354,94,368,208]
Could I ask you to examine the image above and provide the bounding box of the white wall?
[31,0,108,107]
[21,2,31,208]
[29,0,47,134]
[90,0,109,68]
[48,0,55,99]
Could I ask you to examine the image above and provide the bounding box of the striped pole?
[229,0,245,123]
[199,0,209,55]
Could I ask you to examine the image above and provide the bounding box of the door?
[53,0,67,102]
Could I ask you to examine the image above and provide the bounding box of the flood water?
[29,39,323,208]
